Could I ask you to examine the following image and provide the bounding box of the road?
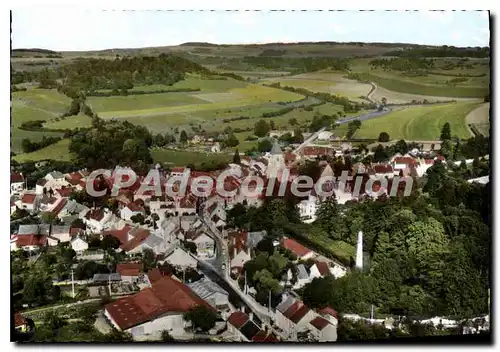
[293,127,327,154]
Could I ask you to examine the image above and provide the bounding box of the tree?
[269,120,276,130]
[153,134,165,147]
[440,139,453,159]
[101,235,121,250]
[71,218,86,229]
[180,130,188,143]
[225,133,239,148]
[183,305,217,333]
[43,311,67,331]
[142,248,157,272]
[254,119,270,137]
[394,139,409,154]
[440,122,451,141]
[289,117,298,126]
[233,149,241,164]
[41,212,58,224]
[373,144,389,162]
[130,213,145,224]
[381,97,388,106]
[184,241,197,255]
[256,238,275,255]
[257,138,273,153]
[378,132,390,142]
[292,128,304,143]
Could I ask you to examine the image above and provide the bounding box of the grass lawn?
[151,148,232,166]
[354,102,480,140]
[43,114,93,130]
[13,139,73,163]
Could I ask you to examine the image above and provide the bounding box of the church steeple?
[356,230,363,270]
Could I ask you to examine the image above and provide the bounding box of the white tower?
[356,230,363,270]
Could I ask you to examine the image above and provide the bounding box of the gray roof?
[270,141,282,155]
[49,171,64,179]
[51,225,70,235]
[276,296,297,314]
[92,273,121,282]
[17,224,40,235]
[64,200,89,215]
[188,278,228,300]
[143,233,163,248]
[39,224,51,236]
[246,231,266,249]
[297,264,309,280]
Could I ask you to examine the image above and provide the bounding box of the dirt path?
[465,103,490,136]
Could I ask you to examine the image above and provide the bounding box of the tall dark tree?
[254,119,270,137]
[440,122,452,141]
[233,149,241,164]
[179,130,188,144]
[378,132,390,142]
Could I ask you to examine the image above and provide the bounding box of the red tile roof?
[16,235,47,247]
[116,263,143,277]
[147,268,164,284]
[282,238,312,258]
[66,172,84,185]
[11,173,24,184]
[316,261,330,276]
[310,316,331,331]
[289,304,310,324]
[127,201,145,212]
[120,228,150,252]
[252,331,280,342]
[301,146,331,157]
[105,275,213,330]
[393,157,417,166]
[14,312,26,327]
[70,227,83,236]
[22,194,36,205]
[51,198,68,216]
[283,301,301,320]
[319,306,339,319]
[55,187,73,197]
[284,153,297,162]
[228,311,249,329]
[373,164,394,174]
[103,225,133,244]
[171,167,185,173]
[85,208,106,221]
[179,196,196,209]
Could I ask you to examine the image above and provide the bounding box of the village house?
[116,263,143,282]
[227,311,261,342]
[309,261,332,279]
[35,179,48,195]
[274,296,317,341]
[163,247,198,270]
[177,195,197,216]
[11,173,25,195]
[120,201,146,221]
[11,234,47,252]
[307,316,338,342]
[18,193,38,212]
[185,231,215,258]
[292,264,312,289]
[104,274,214,340]
[71,236,89,253]
[188,278,230,310]
[14,312,29,332]
[298,192,319,223]
[83,208,114,234]
[299,146,333,160]
[50,225,72,243]
[282,237,315,261]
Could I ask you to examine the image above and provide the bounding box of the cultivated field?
[13,138,73,163]
[150,148,232,166]
[466,103,490,137]
[11,89,70,153]
[353,102,481,140]
[350,58,490,99]
[261,71,372,101]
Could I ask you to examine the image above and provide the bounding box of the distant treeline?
[369,58,435,71]
[259,49,287,57]
[384,46,490,58]
[21,136,62,153]
[86,87,201,97]
[12,54,212,94]
[267,82,376,113]
[12,48,60,54]
[241,56,350,74]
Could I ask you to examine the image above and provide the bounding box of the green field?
[43,114,93,130]
[354,102,481,140]
[13,139,73,163]
[151,148,232,166]
[349,57,490,99]
[94,82,304,119]
[261,71,372,101]
[11,89,71,153]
